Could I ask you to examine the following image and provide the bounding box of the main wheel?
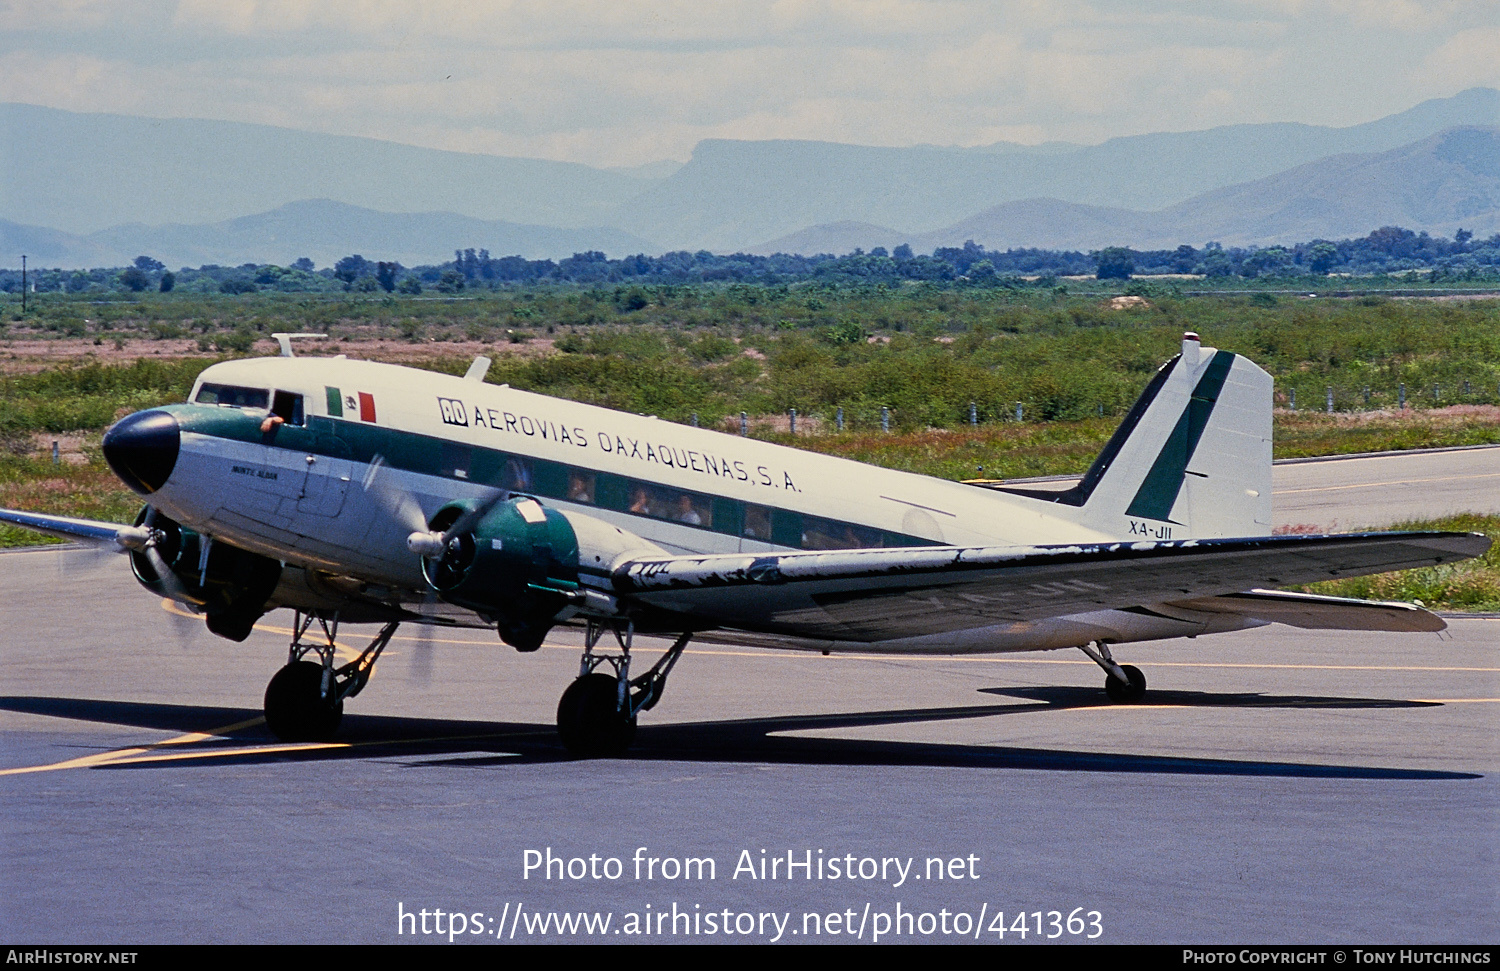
[264,660,343,741]
[1104,664,1147,704]
[557,673,637,758]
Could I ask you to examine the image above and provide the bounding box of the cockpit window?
[195,383,270,409]
[270,390,305,426]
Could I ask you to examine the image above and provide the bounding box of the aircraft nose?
[103,410,180,495]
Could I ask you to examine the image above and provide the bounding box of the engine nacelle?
[422,496,661,651]
[129,506,282,642]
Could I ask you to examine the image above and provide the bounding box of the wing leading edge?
[0,508,151,550]
[612,531,1490,641]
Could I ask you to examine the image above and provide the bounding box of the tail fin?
[1003,334,1272,538]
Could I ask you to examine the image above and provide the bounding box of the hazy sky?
[2,0,1496,168]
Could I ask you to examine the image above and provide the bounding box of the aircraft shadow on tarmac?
[0,692,1474,780]
[978,684,1444,710]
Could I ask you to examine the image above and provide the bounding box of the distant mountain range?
[2,89,1497,268]
[0,200,657,269]
[0,103,654,235]
[623,88,1500,251]
[758,126,1500,254]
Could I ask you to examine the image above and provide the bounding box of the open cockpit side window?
[270,390,305,426]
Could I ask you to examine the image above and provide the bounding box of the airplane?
[0,331,1488,757]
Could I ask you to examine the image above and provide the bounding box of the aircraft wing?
[612,531,1489,641]
[0,508,149,550]
[1163,589,1449,632]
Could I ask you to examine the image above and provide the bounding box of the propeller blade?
[144,542,191,605]
[362,455,428,535]
[137,506,192,605]
[408,592,438,686]
[439,488,510,545]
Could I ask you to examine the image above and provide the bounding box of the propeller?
[138,505,192,605]
[362,455,515,684]
[407,596,439,686]
[361,455,427,535]
[362,454,510,560]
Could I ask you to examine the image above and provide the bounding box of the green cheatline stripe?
[159,402,939,552]
[1125,350,1235,523]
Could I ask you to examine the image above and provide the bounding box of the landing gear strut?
[263,612,399,741]
[1078,640,1147,703]
[557,622,692,758]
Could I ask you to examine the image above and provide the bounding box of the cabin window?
[194,383,269,409]
[802,516,883,550]
[622,482,713,528]
[440,442,472,480]
[270,390,305,426]
[567,471,596,504]
[742,504,773,541]
[503,457,534,492]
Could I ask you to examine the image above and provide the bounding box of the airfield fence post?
[740,412,748,436]
[51,441,58,466]
[969,401,977,427]
[1289,388,1296,411]
[836,407,844,432]
[1364,386,1370,406]
[1464,380,1471,397]
[690,413,698,428]
[881,406,890,433]
[1326,387,1333,414]
[1399,384,1406,409]
[789,408,797,435]
[1433,384,1440,404]
[1015,402,1023,422]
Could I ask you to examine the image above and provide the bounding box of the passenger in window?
[673,494,702,526]
[843,525,873,549]
[743,505,771,540]
[628,486,651,515]
[504,458,533,492]
[568,473,595,503]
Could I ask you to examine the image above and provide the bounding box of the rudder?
[1001,333,1272,539]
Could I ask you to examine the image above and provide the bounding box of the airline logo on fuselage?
[437,397,468,426]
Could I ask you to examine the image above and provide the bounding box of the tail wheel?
[1104,664,1147,704]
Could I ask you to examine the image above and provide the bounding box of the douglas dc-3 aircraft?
[0,332,1489,756]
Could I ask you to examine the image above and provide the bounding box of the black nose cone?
[103,410,180,495]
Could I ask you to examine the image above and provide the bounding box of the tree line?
[3,226,1498,298]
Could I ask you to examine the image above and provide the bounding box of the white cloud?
[1422,27,1500,89]
[1,0,1492,166]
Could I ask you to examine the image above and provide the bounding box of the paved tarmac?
[1006,443,1500,529]
[1272,445,1500,529]
[1,449,1497,945]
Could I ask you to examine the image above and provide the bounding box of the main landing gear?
[263,612,399,741]
[1078,640,1147,703]
[557,622,692,758]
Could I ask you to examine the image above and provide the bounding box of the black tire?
[557,673,637,758]
[1104,663,1147,704]
[264,660,343,741]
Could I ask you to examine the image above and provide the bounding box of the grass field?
[2,289,1496,609]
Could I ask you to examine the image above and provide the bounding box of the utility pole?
[20,255,26,315]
